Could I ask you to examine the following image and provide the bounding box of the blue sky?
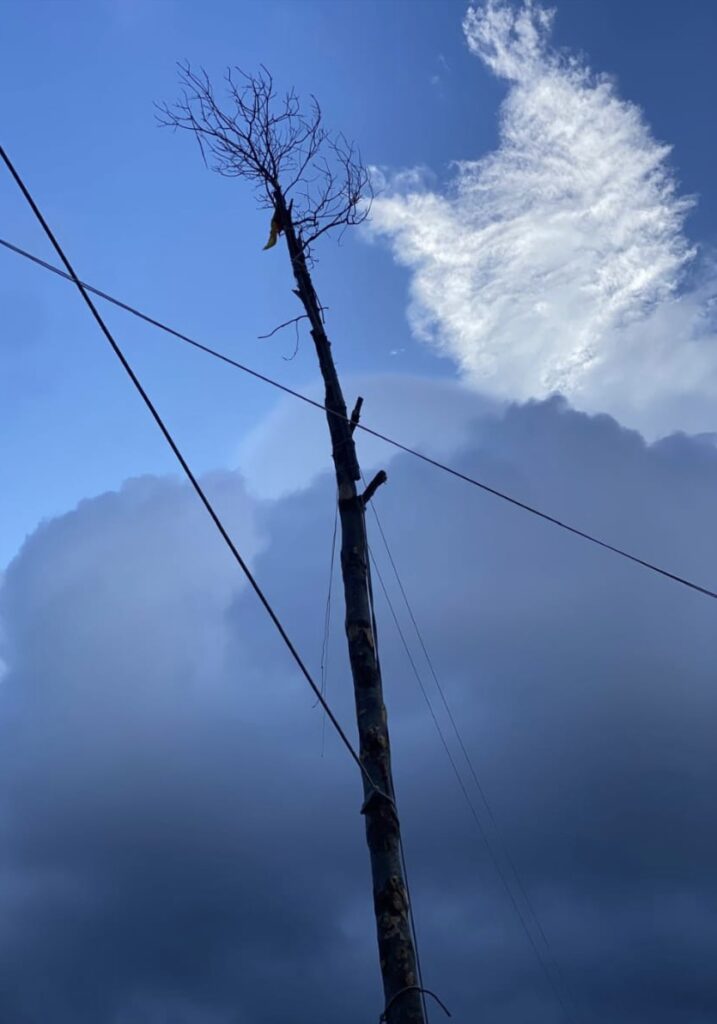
[2,0,716,566]
[2,3,717,1022]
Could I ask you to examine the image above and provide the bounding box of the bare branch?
[158,63,372,259]
[257,313,309,339]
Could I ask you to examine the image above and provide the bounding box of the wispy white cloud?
[369,0,717,436]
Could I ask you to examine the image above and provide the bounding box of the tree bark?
[276,192,426,1024]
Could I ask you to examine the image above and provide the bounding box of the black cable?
[397,835,430,1024]
[363,516,430,1024]
[380,986,451,1021]
[315,500,338,758]
[2,233,715,603]
[1,151,436,1024]
[0,145,379,800]
[367,541,575,1023]
[370,502,556,939]
[367,487,583,1019]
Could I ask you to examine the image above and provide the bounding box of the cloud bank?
[2,396,717,1022]
[369,0,717,437]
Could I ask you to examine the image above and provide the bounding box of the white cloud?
[368,0,717,437]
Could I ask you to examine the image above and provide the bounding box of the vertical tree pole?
[159,67,426,1024]
[278,190,426,1024]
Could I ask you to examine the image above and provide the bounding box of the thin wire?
[367,477,583,1018]
[0,145,379,801]
[370,501,555,940]
[316,500,338,757]
[367,542,575,1023]
[1,152,434,1022]
[397,836,430,1024]
[2,234,715,603]
[363,517,430,1024]
[380,986,452,1022]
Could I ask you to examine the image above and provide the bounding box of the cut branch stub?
[350,395,364,434]
[361,470,388,507]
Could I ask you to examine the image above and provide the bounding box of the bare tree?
[157,63,371,262]
[158,67,428,1024]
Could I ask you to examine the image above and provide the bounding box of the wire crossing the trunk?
[0,145,384,807]
[2,233,715,604]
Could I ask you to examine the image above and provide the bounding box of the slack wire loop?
[380,987,451,1022]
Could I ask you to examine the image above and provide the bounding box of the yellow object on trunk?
[263,213,282,250]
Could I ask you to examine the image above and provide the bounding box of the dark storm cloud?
[1,396,716,1023]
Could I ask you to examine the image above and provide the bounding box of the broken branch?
[361,470,388,506]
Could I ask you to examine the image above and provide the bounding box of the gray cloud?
[1,396,716,1022]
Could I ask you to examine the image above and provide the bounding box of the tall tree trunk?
[277,192,426,1024]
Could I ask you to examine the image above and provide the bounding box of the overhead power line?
[2,149,442,1023]
[1,238,715,603]
[366,506,582,1022]
[0,145,382,802]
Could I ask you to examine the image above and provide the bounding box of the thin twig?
[258,313,308,339]
[282,317,301,361]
